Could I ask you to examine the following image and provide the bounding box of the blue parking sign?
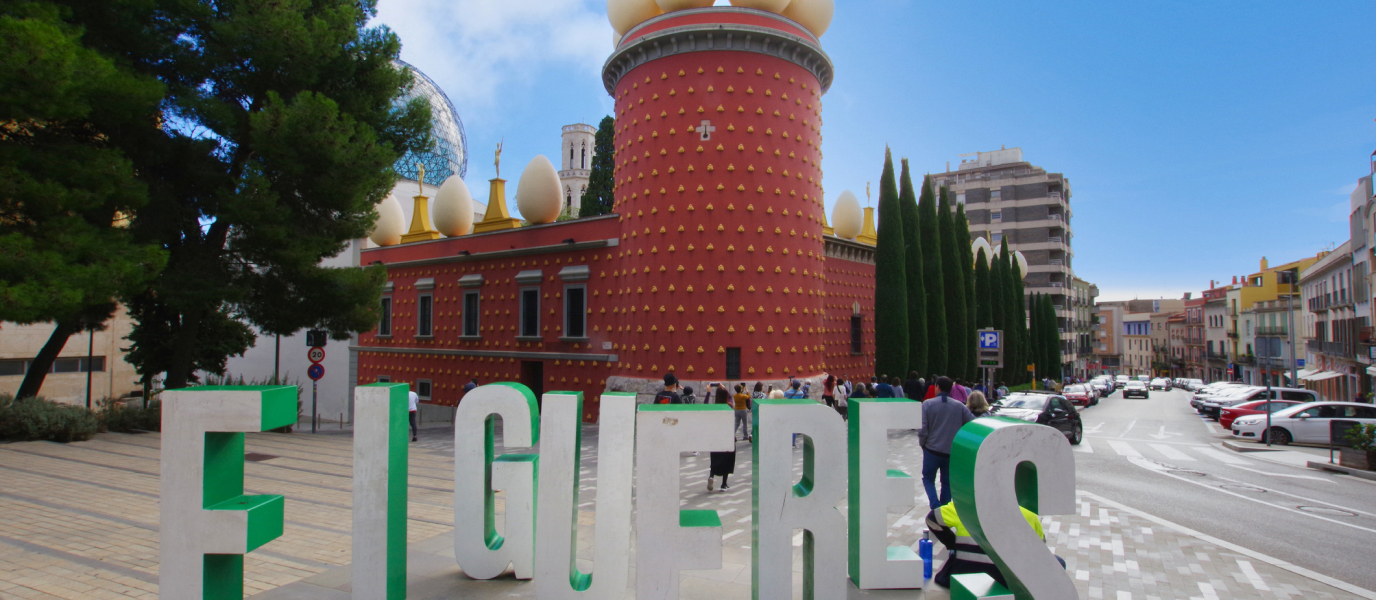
[979,331,1001,349]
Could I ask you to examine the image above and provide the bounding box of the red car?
[1219,399,1303,429]
[1062,384,1094,407]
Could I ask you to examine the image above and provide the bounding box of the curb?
[1222,440,1278,453]
[1308,461,1376,482]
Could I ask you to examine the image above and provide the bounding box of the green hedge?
[101,399,161,433]
[0,394,100,443]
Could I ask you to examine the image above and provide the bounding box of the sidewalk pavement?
[0,426,1369,599]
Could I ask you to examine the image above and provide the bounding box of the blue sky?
[375,0,1376,301]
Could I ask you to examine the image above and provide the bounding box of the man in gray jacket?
[919,376,975,508]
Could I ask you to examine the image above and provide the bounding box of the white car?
[1148,378,1171,391]
[1230,402,1376,445]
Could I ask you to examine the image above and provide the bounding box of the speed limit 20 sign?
[307,346,326,364]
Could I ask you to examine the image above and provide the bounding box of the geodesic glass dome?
[393,60,467,185]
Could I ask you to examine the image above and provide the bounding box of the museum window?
[725,348,741,380]
[463,291,481,337]
[0,359,24,376]
[417,293,433,337]
[850,315,863,354]
[379,296,392,336]
[418,379,432,401]
[377,375,391,383]
[563,285,587,339]
[519,288,540,338]
[50,357,104,373]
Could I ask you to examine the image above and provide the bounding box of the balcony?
[1206,350,1228,361]
[1048,214,1063,221]
[1235,354,1255,365]
[1307,339,1350,357]
[1227,328,1238,339]
[1256,325,1288,336]
[1049,258,1063,266]
[1047,236,1063,244]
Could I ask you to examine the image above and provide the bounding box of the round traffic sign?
[307,346,326,364]
[307,364,325,381]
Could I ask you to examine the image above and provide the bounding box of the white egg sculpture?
[432,175,474,237]
[832,190,862,240]
[780,0,833,37]
[972,237,992,265]
[369,194,405,246]
[515,155,563,225]
[1014,251,1029,277]
[608,0,663,35]
[729,0,792,12]
[656,0,713,11]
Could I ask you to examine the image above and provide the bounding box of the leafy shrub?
[0,394,100,443]
[204,373,303,433]
[1344,423,1376,452]
[99,397,161,433]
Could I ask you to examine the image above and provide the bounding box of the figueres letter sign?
[159,383,1075,599]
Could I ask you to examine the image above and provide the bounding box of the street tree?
[873,148,909,378]
[0,1,167,398]
[579,115,616,217]
[67,0,434,389]
[974,249,992,329]
[899,162,926,375]
[917,174,945,376]
[938,188,966,379]
[957,203,976,379]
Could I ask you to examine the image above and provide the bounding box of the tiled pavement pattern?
[0,421,1366,599]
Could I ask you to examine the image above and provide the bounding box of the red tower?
[602,7,835,384]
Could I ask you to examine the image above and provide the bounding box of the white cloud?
[373,0,613,111]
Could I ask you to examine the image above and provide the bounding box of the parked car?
[1062,384,1095,407]
[1184,379,1206,392]
[1091,377,1114,396]
[1218,399,1305,429]
[1122,380,1150,399]
[1200,387,1317,420]
[1190,382,1249,409]
[1114,375,1129,389]
[1148,378,1171,390]
[1231,402,1376,445]
[1136,375,1150,382]
[991,392,1083,445]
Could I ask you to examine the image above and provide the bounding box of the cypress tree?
[974,250,992,329]
[900,165,927,376]
[988,243,1008,383]
[957,204,976,379]
[918,175,946,376]
[1044,294,1064,380]
[579,115,617,217]
[873,148,909,378]
[938,188,966,379]
[1011,248,1029,383]
[1028,292,1042,383]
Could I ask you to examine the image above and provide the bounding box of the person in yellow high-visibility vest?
[924,502,1066,588]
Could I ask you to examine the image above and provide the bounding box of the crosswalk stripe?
[1107,441,1141,457]
[1193,447,1251,465]
[1072,441,1093,453]
[1148,444,1196,462]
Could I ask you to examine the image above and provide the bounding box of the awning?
[1295,368,1317,379]
[1305,371,1343,382]
[1367,365,1376,377]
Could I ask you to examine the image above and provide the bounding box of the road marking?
[1079,490,1376,600]
[1193,447,1250,465]
[1148,444,1195,462]
[722,529,744,541]
[1072,441,1094,454]
[1230,465,1334,482]
[1120,420,1137,437]
[1149,425,1182,440]
[1107,441,1142,457]
[1086,422,1106,434]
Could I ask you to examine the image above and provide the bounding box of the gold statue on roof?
[495,138,504,178]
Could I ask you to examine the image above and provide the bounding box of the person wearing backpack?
[653,373,682,404]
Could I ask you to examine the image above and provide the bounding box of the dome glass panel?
[393,60,467,185]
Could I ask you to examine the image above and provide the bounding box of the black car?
[1122,380,1149,399]
[990,392,1083,445]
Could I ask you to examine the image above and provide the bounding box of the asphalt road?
[1074,385,1376,593]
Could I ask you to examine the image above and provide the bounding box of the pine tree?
[957,203,976,379]
[873,148,908,378]
[85,0,435,388]
[579,115,616,217]
[899,164,927,376]
[938,188,966,380]
[0,1,168,398]
[918,174,946,376]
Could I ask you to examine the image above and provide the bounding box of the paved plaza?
[0,421,1367,599]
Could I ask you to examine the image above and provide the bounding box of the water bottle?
[918,530,933,579]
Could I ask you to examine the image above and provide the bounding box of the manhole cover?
[244,452,277,462]
[1297,505,1357,517]
[1168,469,1208,477]
[1220,484,1266,493]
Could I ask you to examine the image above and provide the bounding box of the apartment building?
[1301,241,1361,402]
[934,147,1077,373]
[1071,277,1100,378]
[1244,296,1301,387]
[1094,304,1124,375]
[1184,295,1206,380]
[1122,313,1153,377]
[1166,313,1187,377]
[1150,312,1175,377]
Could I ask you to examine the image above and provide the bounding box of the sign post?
[307,340,325,433]
[307,363,325,433]
[977,329,1003,395]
